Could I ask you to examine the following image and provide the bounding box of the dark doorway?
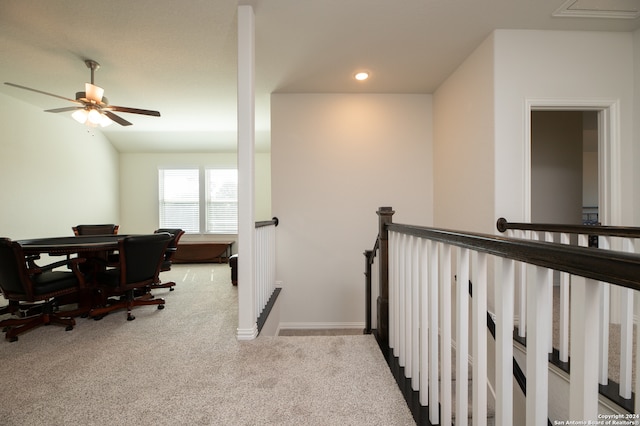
[530,110,598,225]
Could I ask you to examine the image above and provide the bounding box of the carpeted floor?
[0,264,415,426]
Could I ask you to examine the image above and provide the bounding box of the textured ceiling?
[0,0,638,152]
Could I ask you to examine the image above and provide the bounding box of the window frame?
[158,167,238,235]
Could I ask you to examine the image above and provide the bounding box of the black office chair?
[149,228,185,291]
[0,238,87,342]
[73,224,120,266]
[72,224,119,236]
[89,233,171,321]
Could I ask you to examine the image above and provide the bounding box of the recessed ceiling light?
[354,71,369,81]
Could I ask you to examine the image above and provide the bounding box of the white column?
[236,5,257,340]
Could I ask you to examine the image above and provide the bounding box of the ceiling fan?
[4,59,161,127]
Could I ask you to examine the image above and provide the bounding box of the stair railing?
[255,217,280,332]
[366,207,640,426]
[497,218,638,410]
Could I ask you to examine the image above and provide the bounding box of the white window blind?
[158,169,200,233]
[206,169,238,234]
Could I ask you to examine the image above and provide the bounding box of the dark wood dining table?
[18,234,124,256]
[17,235,129,313]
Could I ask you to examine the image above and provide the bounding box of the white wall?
[435,30,635,228]
[271,93,433,327]
[494,30,635,226]
[0,93,119,239]
[118,152,271,239]
[433,33,495,233]
[433,28,638,337]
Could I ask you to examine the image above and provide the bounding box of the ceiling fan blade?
[103,111,132,126]
[45,106,83,113]
[4,82,82,104]
[109,105,161,117]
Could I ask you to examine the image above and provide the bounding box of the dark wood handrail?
[366,238,379,265]
[255,217,279,228]
[496,217,640,239]
[387,222,640,292]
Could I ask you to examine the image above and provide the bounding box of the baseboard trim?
[278,321,365,330]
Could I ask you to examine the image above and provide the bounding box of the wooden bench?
[173,241,234,264]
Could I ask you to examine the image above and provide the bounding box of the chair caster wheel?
[8,336,18,342]
[127,314,135,321]
[169,288,175,291]
[158,304,165,310]
[65,325,74,331]
[93,315,105,321]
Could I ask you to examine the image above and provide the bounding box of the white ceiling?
[1,0,638,153]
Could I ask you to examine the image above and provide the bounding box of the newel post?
[377,206,395,347]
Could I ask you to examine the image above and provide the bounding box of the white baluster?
[636,302,640,415]
[559,233,570,363]
[456,247,470,426]
[496,258,514,426]
[619,238,634,399]
[419,238,429,405]
[517,230,527,338]
[569,275,600,422]
[440,243,453,426]
[472,251,487,426]
[404,236,413,377]
[389,231,397,354]
[593,235,610,386]
[428,240,440,424]
[392,231,400,355]
[398,233,406,366]
[526,265,550,426]
[410,236,420,388]
[544,232,554,354]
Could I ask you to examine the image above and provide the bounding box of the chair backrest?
[154,229,185,248]
[73,224,119,236]
[120,233,171,285]
[0,239,29,297]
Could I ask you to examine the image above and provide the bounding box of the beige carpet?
[0,264,414,426]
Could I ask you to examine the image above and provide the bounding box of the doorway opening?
[524,99,620,227]
[530,110,599,226]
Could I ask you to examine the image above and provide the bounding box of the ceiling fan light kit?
[4,59,161,128]
[71,107,113,127]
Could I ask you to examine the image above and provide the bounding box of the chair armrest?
[29,257,86,274]
[25,254,42,270]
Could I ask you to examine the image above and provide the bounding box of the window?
[206,169,238,233]
[158,168,238,234]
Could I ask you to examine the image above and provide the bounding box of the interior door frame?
[524,98,621,226]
